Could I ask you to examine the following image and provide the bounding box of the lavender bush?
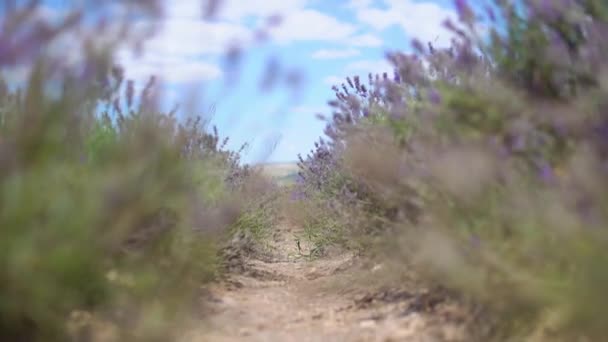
[0,1,269,341]
[296,0,608,339]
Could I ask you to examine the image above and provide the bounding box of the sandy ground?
[181,222,473,342]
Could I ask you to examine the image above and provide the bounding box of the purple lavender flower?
[498,146,510,158]
[390,108,407,119]
[223,43,242,83]
[511,134,526,152]
[485,5,496,22]
[259,58,280,91]
[538,161,555,183]
[575,196,598,226]
[0,37,17,66]
[594,118,608,147]
[126,80,134,108]
[535,0,560,21]
[470,234,481,249]
[411,38,425,53]
[342,83,349,95]
[111,65,124,85]
[142,75,156,99]
[552,120,568,138]
[290,190,305,201]
[203,0,222,19]
[454,0,474,24]
[442,18,467,39]
[254,29,269,43]
[428,88,441,104]
[266,14,283,27]
[393,70,401,83]
[113,98,123,116]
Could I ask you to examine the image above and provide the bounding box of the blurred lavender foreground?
[293,0,608,340]
[4,0,608,341]
[0,0,278,341]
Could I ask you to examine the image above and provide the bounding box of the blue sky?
[31,0,466,164]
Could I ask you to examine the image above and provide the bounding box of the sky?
[23,0,466,164]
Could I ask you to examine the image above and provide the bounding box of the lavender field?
[1,0,608,341]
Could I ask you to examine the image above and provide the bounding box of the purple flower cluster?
[295,4,608,335]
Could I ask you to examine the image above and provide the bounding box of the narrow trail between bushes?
[181,221,473,342]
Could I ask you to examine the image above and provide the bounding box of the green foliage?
[297,205,346,259]
[228,177,281,256]
[230,200,275,244]
[0,56,251,342]
[0,2,275,341]
[86,118,119,165]
[296,1,608,339]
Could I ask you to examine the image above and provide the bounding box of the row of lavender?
[295,1,608,339]
[0,2,270,341]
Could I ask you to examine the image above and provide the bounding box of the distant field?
[255,162,299,185]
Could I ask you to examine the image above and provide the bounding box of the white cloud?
[323,75,345,86]
[119,51,223,83]
[352,0,456,47]
[117,0,258,85]
[347,33,383,47]
[312,48,360,59]
[117,0,369,85]
[142,19,253,58]
[346,59,393,74]
[167,0,307,21]
[346,0,375,10]
[217,0,308,21]
[267,9,357,43]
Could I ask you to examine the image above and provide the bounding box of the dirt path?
[181,222,473,342]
